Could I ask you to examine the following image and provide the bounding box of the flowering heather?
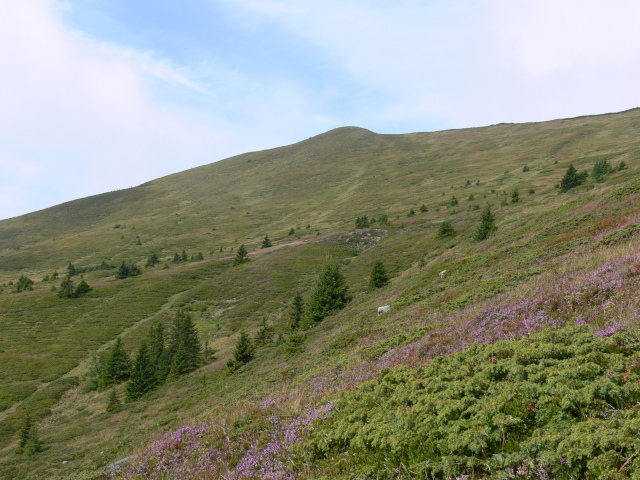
[122,403,334,479]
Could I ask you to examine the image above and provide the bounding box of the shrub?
[523,164,530,172]
[407,208,415,217]
[419,204,428,213]
[529,188,535,194]
[450,196,458,206]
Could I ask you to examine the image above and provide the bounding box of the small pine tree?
[369,260,389,289]
[437,220,456,238]
[407,208,415,217]
[304,258,351,325]
[288,228,295,235]
[560,164,587,192]
[529,188,535,195]
[115,261,129,279]
[289,292,304,332]
[100,260,112,270]
[196,252,204,261]
[167,311,201,377]
[100,338,131,389]
[106,388,120,412]
[74,276,91,296]
[592,158,615,181]
[14,275,34,293]
[511,188,520,203]
[618,160,627,171]
[67,263,76,276]
[148,322,169,382]
[261,235,273,248]
[254,318,274,346]
[284,332,305,357]
[474,203,498,241]
[450,196,459,206]
[378,214,389,225]
[57,274,76,298]
[523,165,530,172]
[420,204,428,213]
[233,245,250,266]
[173,253,180,263]
[227,329,254,371]
[15,416,32,454]
[180,250,188,262]
[126,342,156,401]
[468,194,475,201]
[145,253,159,268]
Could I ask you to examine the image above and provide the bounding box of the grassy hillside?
[0,108,639,478]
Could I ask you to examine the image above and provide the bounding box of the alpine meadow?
[3,108,640,479]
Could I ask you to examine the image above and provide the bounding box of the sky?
[1,0,639,220]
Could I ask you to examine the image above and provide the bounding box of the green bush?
[306,326,640,480]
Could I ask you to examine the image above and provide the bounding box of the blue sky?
[1,0,639,220]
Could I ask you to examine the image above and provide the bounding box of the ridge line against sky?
[1,0,639,220]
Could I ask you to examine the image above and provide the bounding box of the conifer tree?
[148,322,169,382]
[196,252,204,261]
[437,220,456,238]
[106,388,120,412]
[115,261,129,279]
[100,338,131,389]
[420,204,428,213]
[560,164,587,192]
[74,276,91,296]
[145,253,159,268]
[289,292,304,332]
[304,257,351,325]
[233,245,249,266]
[180,250,188,262]
[261,234,273,248]
[450,196,459,206]
[67,263,76,276]
[167,311,201,377]
[57,274,76,298]
[369,260,389,289]
[511,187,520,203]
[231,329,254,365]
[14,275,34,292]
[173,253,180,263]
[254,317,274,346]
[474,203,498,241]
[15,416,32,454]
[126,341,156,401]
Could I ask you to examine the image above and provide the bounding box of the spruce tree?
[560,164,587,192]
[106,388,120,412]
[100,338,131,389]
[167,311,201,377]
[304,258,351,325]
[173,253,180,263]
[15,416,32,454]
[57,274,76,298]
[196,252,204,261]
[74,276,91,296]
[474,203,498,241]
[148,322,169,383]
[261,234,273,248]
[289,292,304,332]
[437,220,456,238]
[254,318,274,346]
[511,187,520,203]
[126,341,156,401]
[231,329,254,365]
[145,253,159,268]
[369,260,389,289]
[67,263,76,276]
[420,204,428,213]
[233,245,249,266]
[180,250,188,262]
[115,261,129,279]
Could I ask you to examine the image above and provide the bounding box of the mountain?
[0,108,639,478]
